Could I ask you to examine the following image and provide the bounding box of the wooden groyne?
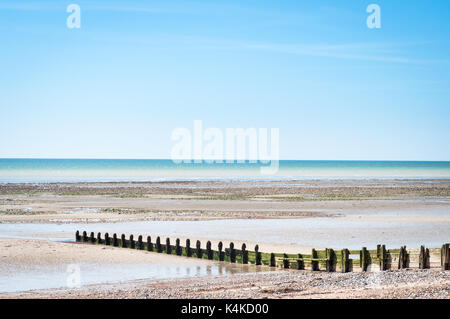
[75,231,450,272]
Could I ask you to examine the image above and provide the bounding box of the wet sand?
[4,267,450,299]
[0,238,262,293]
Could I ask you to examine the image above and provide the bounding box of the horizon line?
[0,158,449,162]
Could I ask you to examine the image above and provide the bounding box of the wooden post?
[398,246,409,269]
[156,236,162,253]
[90,232,95,243]
[105,233,110,245]
[176,238,182,256]
[207,241,213,260]
[270,253,276,267]
[442,243,450,271]
[311,249,319,271]
[341,249,351,273]
[129,235,135,249]
[376,244,381,259]
[137,235,143,250]
[255,245,262,266]
[82,231,88,242]
[398,246,404,269]
[147,236,153,251]
[218,242,224,261]
[297,253,305,270]
[361,247,369,271]
[96,232,102,244]
[283,253,290,269]
[196,240,202,259]
[75,231,81,242]
[242,244,248,264]
[113,233,118,247]
[186,239,192,257]
[229,242,236,263]
[121,234,127,248]
[419,245,430,269]
[166,238,171,254]
[326,248,336,272]
[380,245,387,270]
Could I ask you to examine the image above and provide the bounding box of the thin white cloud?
[177,37,448,64]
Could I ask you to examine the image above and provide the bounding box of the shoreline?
[1,177,450,184]
[3,268,449,299]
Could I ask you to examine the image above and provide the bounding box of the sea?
[0,159,449,183]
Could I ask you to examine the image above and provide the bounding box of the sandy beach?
[0,238,449,299]
[1,179,449,223]
[6,269,449,299]
[1,179,449,298]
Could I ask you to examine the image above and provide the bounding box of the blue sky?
[0,0,449,160]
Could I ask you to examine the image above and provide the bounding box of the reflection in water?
[0,261,266,293]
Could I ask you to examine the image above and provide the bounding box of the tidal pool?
[0,214,448,250]
[0,261,262,293]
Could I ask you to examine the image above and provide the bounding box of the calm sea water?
[0,159,449,182]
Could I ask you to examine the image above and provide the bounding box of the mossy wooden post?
[283,253,290,269]
[105,233,110,245]
[156,236,162,253]
[297,253,305,270]
[218,242,224,261]
[255,245,262,266]
[90,232,95,243]
[398,246,404,269]
[379,245,387,271]
[82,231,87,242]
[196,240,202,259]
[176,238,182,256]
[361,247,369,271]
[326,248,336,272]
[398,246,409,269]
[442,243,450,271]
[121,234,127,248]
[166,238,172,254]
[75,231,81,242]
[376,244,381,259]
[326,248,330,271]
[113,233,118,247]
[419,245,430,269]
[206,241,213,260]
[403,246,409,268]
[311,249,319,271]
[229,242,236,263]
[425,247,430,269]
[186,239,192,257]
[341,249,351,273]
[96,232,102,244]
[137,235,143,250]
[270,253,276,267]
[147,236,153,251]
[242,244,248,264]
[129,235,135,249]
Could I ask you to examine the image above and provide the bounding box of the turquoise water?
[0,159,449,182]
